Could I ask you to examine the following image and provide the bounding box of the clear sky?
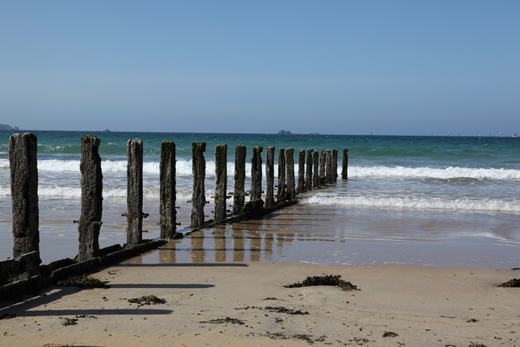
[1,1,519,135]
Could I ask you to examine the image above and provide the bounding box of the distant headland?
[0,124,19,131]
[278,130,320,135]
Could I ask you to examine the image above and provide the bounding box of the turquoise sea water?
[1,130,519,266]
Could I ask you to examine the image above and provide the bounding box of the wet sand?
[2,202,520,268]
[1,262,520,347]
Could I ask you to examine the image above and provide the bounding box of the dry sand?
[1,261,519,347]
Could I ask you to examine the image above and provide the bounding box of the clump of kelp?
[128,295,166,306]
[498,278,520,287]
[284,274,359,291]
[57,274,110,289]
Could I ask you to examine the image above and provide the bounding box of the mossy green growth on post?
[214,144,227,222]
[160,141,177,239]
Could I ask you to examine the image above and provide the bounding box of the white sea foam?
[348,166,520,180]
[2,159,517,180]
[0,185,211,202]
[301,195,520,213]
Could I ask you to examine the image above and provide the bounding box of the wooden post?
[265,146,275,208]
[250,146,263,201]
[127,139,143,246]
[312,150,319,188]
[191,142,206,228]
[78,135,103,261]
[319,149,326,187]
[332,149,338,183]
[306,149,313,191]
[325,149,332,184]
[286,148,295,200]
[297,150,305,193]
[9,133,40,261]
[277,148,286,202]
[160,141,177,239]
[214,144,227,222]
[233,145,246,215]
[342,149,349,180]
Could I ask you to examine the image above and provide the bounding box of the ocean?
[1,130,519,267]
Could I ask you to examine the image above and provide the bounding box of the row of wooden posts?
[8,133,348,264]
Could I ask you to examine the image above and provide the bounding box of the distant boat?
[500,132,503,137]
[513,132,517,137]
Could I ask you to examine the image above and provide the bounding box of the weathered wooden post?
[78,135,103,261]
[277,148,286,202]
[332,149,338,183]
[214,144,227,222]
[306,149,313,191]
[312,150,319,188]
[160,141,177,239]
[342,149,349,180]
[250,146,263,201]
[265,146,275,208]
[286,148,295,200]
[9,133,40,260]
[325,149,332,184]
[127,139,143,246]
[319,149,326,187]
[297,150,305,194]
[233,145,246,215]
[191,142,206,228]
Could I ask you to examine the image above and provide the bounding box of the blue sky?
[1,1,519,135]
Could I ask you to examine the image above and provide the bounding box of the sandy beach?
[1,261,519,347]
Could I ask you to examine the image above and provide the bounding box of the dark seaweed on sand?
[284,274,359,291]
[498,278,520,287]
[128,295,166,305]
[199,317,245,325]
[57,274,110,289]
[264,306,309,315]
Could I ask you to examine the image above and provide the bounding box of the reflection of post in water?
[248,229,261,262]
[231,223,244,262]
[159,241,176,263]
[214,226,227,262]
[262,219,274,260]
[191,231,205,263]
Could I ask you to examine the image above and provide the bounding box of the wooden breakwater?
[1,132,349,298]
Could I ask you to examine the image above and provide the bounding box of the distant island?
[278,130,292,134]
[0,124,19,131]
